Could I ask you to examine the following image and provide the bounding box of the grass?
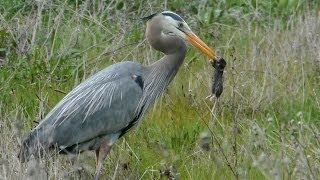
[0,0,320,179]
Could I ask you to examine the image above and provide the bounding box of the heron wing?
[36,61,144,147]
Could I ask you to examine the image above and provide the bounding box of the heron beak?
[186,32,216,60]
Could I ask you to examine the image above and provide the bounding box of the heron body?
[19,11,216,179]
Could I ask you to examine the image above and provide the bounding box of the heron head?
[142,11,216,60]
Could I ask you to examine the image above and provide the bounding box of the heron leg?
[94,141,112,180]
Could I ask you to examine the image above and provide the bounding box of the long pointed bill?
[186,32,216,60]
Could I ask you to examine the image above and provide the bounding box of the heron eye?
[178,22,183,28]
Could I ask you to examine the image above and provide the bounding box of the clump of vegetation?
[0,0,319,179]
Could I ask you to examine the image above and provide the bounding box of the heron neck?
[138,51,186,116]
[148,50,186,82]
[135,45,186,123]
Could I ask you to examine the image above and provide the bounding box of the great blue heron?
[18,11,217,179]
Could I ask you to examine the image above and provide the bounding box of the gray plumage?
[18,11,216,179]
